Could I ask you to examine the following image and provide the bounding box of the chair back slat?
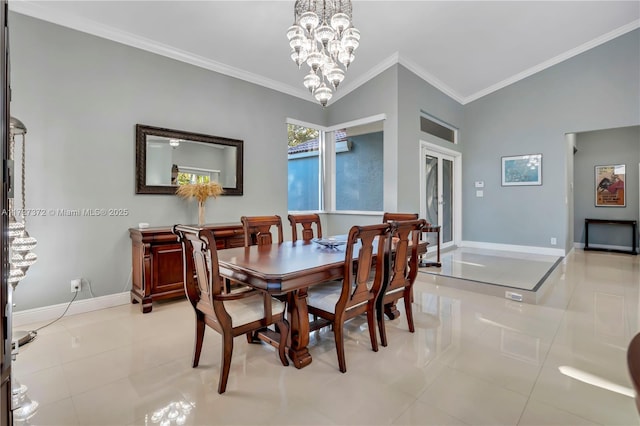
[174,225,227,321]
[288,213,322,242]
[339,223,391,310]
[385,219,426,294]
[241,215,284,246]
[382,212,419,223]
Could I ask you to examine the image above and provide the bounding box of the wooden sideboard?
[129,223,244,313]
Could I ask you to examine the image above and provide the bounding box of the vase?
[198,201,206,226]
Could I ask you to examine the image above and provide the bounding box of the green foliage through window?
[177,173,211,185]
[288,124,319,147]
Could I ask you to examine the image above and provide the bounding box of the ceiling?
[9,1,640,105]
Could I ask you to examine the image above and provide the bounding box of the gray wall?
[9,13,323,310]
[8,12,640,312]
[336,132,383,211]
[574,126,640,249]
[397,65,465,212]
[288,153,319,211]
[462,29,639,250]
[324,64,466,234]
[324,66,398,234]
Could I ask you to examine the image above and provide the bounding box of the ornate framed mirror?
[135,124,243,195]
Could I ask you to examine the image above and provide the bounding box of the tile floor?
[11,249,640,425]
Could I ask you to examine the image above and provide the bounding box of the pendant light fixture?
[287,0,360,107]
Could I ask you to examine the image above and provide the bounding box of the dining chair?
[288,213,322,242]
[241,215,284,246]
[306,222,392,373]
[173,225,289,394]
[377,219,426,347]
[382,212,419,222]
[627,332,640,413]
[382,212,431,268]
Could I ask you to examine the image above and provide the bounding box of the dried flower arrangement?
[176,182,224,225]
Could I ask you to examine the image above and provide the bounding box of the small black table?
[419,225,442,267]
[584,218,638,255]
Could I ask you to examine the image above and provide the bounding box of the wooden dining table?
[216,238,427,369]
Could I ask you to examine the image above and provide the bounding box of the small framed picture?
[501,154,542,186]
[595,164,625,207]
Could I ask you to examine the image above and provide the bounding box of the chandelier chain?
[20,133,26,224]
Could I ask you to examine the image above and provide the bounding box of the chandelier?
[8,116,38,348]
[8,117,37,289]
[287,0,360,107]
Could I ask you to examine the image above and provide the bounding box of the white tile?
[22,397,80,426]
[417,366,529,425]
[518,399,599,425]
[7,248,640,425]
[393,399,469,425]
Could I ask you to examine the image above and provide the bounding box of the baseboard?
[461,240,565,257]
[12,292,130,327]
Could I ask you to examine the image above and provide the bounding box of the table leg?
[436,228,441,264]
[419,227,442,268]
[585,220,590,250]
[287,288,312,369]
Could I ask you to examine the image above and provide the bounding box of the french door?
[420,142,461,250]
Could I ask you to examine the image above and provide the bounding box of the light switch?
[476,190,484,197]
[475,181,484,188]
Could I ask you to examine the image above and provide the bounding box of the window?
[420,112,457,144]
[334,121,384,212]
[287,123,321,211]
[175,166,219,185]
[287,116,385,213]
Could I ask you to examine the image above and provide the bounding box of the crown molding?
[327,52,400,105]
[396,55,466,104]
[463,19,640,104]
[9,2,640,107]
[9,1,314,103]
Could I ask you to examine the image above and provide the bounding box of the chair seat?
[226,294,286,327]
[307,281,366,314]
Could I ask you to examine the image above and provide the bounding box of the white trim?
[325,114,387,132]
[462,240,566,257]
[463,20,640,104]
[329,53,400,105]
[399,55,465,104]
[324,210,384,216]
[12,292,130,327]
[419,140,463,248]
[420,110,459,144]
[285,118,324,130]
[10,3,639,106]
[179,166,220,174]
[8,1,312,103]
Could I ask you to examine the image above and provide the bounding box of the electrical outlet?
[71,278,81,293]
[505,291,523,302]
[550,237,557,245]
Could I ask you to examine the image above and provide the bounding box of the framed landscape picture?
[501,154,542,186]
[595,164,625,207]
